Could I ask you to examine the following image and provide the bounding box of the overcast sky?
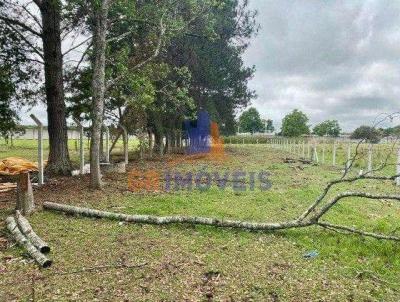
[242,0,400,132]
[22,0,400,132]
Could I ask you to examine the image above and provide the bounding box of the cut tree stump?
[6,216,52,268]
[16,172,34,216]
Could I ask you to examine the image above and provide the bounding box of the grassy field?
[1,142,400,301]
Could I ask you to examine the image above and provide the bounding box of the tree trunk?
[100,128,105,162]
[166,133,171,154]
[39,0,72,175]
[90,0,110,189]
[154,130,162,154]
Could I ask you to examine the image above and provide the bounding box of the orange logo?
[128,114,227,192]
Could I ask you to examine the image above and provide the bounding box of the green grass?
[1,143,400,300]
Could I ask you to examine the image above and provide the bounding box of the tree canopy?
[238,107,264,134]
[0,66,19,140]
[0,0,258,187]
[281,109,310,137]
[313,120,341,137]
[66,0,257,163]
[265,119,274,133]
[351,126,381,143]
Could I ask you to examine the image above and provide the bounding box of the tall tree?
[0,0,72,174]
[313,120,341,137]
[351,126,381,143]
[265,119,274,133]
[166,0,258,135]
[238,107,264,134]
[89,0,111,188]
[38,0,72,174]
[281,109,310,137]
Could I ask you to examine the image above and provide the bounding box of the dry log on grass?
[6,217,52,268]
[15,210,50,253]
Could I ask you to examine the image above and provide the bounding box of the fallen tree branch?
[43,202,311,231]
[312,192,400,221]
[43,192,400,242]
[15,210,50,253]
[297,173,400,222]
[6,217,52,268]
[318,222,400,241]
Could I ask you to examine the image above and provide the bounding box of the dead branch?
[43,190,400,241]
[62,36,92,57]
[297,172,400,222]
[312,192,400,221]
[43,202,312,231]
[318,222,400,241]
[0,15,42,37]
[6,23,44,60]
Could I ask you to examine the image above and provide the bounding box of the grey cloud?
[244,0,400,131]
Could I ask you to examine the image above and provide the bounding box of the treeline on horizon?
[237,107,400,143]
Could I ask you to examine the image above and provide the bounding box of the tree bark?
[43,202,309,231]
[15,210,50,253]
[6,217,52,268]
[148,130,153,158]
[39,0,72,175]
[154,130,164,156]
[90,0,110,189]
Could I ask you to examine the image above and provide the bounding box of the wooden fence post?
[30,114,43,185]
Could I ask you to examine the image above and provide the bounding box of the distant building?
[14,126,81,140]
